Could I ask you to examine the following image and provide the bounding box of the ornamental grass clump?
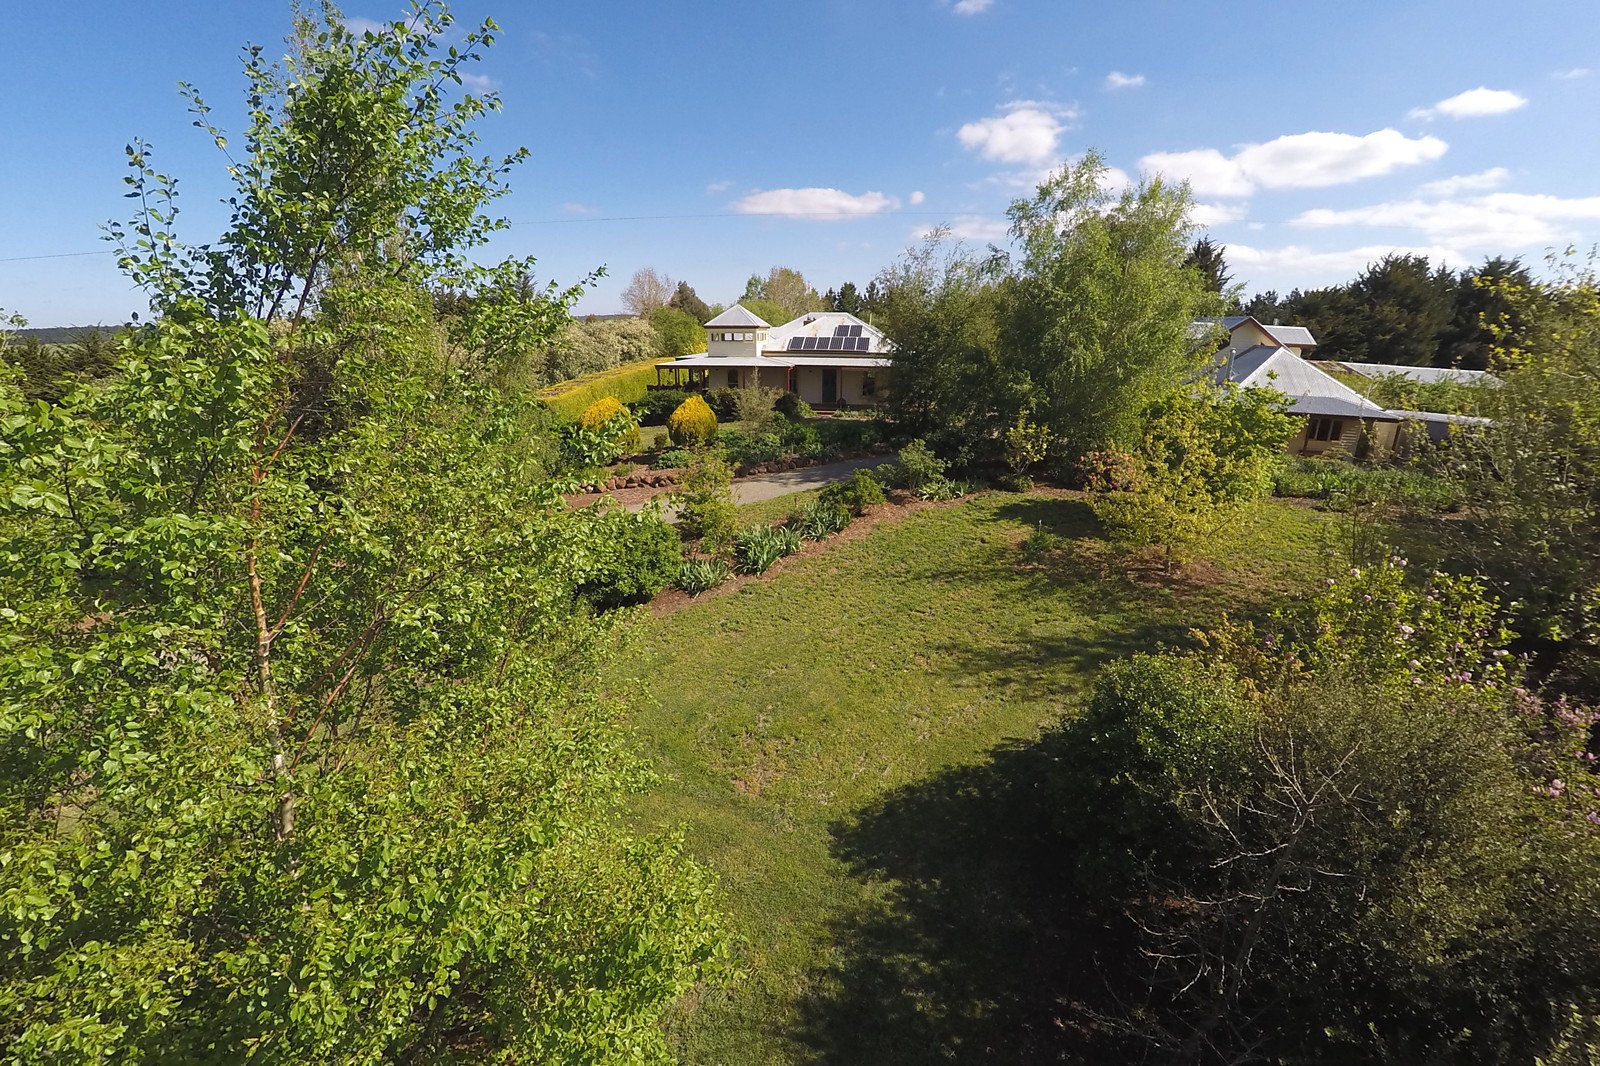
[676,557,732,595]
[667,394,718,446]
[792,498,851,540]
[733,524,799,575]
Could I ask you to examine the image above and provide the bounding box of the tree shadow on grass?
[792,732,1139,1064]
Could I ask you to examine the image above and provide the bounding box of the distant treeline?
[1,327,124,403]
[1241,254,1528,370]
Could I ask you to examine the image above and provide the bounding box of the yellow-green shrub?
[580,396,640,453]
[667,395,718,446]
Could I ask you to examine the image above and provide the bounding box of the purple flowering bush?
[1045,559,1600,1063]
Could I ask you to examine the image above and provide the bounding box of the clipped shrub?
[577,510,682,609]
[676,557,732,595]
[676,451,738,552]
[650,448,695,470]
[631,388,690,426]
[819,467,887,515]
[667,395,718,446]
[579,395,641,454]
[778,420,823,458]
[733,525,795,574]
[792,498,851,540]
[775,392,814,420]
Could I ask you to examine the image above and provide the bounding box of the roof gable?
[1217,346,1392,419]
[765,310,894,354]
[704,304,771,328]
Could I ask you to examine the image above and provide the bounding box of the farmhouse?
[1205,316,1399,455]
[655,305,893,409]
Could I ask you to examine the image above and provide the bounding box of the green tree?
[738,297,792,328]
[650,305,706,357]
[1348,253,1457,366]
[832,280,865,315]
[1447,255,1600,693]
[1443,256,1532,370]
[742,266,824,321]
[1004,152,1228,455]
[668,279,712,323]
[0,6,726,1062]
[1184,236,1238,309]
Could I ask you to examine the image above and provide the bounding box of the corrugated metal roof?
[704,304,772,328]
[1216,345,1394,419]
[1333,362,1496,386]
[765,311,893,354]
[666,354,784,368]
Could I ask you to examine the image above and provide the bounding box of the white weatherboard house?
[655,305,892,409]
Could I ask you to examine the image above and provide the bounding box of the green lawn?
[613,493,1333,1063]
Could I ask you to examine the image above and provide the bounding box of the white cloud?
[458,71,499,93]
[952,0,994,14]
[1553,67,1592,80]
[957,101,1078,166]
[705,180,731,193]
[1225,242,1464,280]
[1416,167,1510,197]
[1140,129,1448,198]
[731,187,900,219]
[1104,71,1146,90]
[917,216,1010,242]
[560,202,596,215]
[909,190,926,205]
[1190,202,1248,226]
[1294,192,1600,250]
[1408,87,1528,119]
[342,15,387,35]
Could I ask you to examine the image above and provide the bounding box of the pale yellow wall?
[1287,417,1398,458]
[705,329,766,358]
[789,366,888,407]
[1228,320,1277,351]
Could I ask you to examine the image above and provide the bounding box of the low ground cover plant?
[1274,455,1464,511]
[650,447,696,470]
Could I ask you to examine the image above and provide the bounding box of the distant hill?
[13,325,122,345]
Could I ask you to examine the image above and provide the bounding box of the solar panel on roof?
[804,337,818,351]
[848,325,863,337]
[834,324,850,336]
[833,337,846,350]
[856,337,869,351]
[788,337,803,350]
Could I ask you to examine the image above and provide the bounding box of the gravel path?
[634,455,895,518]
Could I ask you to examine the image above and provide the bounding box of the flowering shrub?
[667,395,718,446]
[1076,449,1144,493]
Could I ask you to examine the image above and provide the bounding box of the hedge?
[539,357,670,420]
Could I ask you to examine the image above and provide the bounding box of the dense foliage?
[0,7,728,1061]
[1046,559,1600,1063]
[881,153,1225,462]
[1084,385,1295,562]
[674,451,737,552]
[1245,254,1531,370]
[577,509,683,609]
[1441,256,1600,694]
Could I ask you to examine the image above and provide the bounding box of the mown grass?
[612,493,1334,1064]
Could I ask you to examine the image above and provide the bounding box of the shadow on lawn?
[792,733,1137,1064]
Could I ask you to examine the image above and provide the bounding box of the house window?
[726,368,738,387]
[1308,417,1344,442]
[862,372,877,397]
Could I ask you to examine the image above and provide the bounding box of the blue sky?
[3,0,1597,325]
